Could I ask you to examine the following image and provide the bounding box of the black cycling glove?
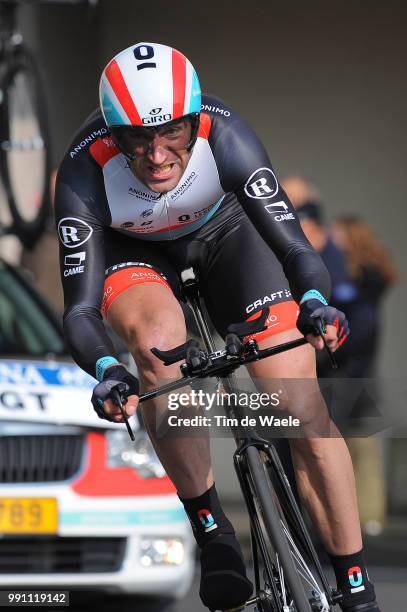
[296,299,349,346]
[91,364,139,421]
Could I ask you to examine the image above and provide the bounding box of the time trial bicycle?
[114,267,343,612]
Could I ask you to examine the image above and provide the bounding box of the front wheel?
[0,46,51,247]
[246,444,324,612]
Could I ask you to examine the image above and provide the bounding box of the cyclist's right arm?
[55,150,119,380]
[56,151,139,420]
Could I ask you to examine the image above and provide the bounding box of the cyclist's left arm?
[209,106,330,304]
[210,106,347,349]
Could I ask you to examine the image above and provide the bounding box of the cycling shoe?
[199,533,253,611]
[342,600,381,611]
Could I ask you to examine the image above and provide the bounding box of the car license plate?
[0,498,58,534]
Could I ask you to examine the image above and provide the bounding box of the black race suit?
[55,94,331,378]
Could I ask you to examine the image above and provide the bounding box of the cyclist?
[56,42,380,611]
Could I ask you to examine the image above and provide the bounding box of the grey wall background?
[19,0,406,379]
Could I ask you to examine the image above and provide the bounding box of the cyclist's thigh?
[202,215,299,342]
[201,220,323,423]
[102,230,186,348]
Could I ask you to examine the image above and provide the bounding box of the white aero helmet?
[99,42,201,155]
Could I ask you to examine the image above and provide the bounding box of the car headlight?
[140,538,185,566]
[106,429,166,479]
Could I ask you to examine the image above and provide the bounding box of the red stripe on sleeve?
[89,137,120,167]
[105,59,142,125]
[197,113,212,139]
[172,49,186,118]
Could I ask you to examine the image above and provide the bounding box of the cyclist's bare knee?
[106,284,186,382]
[134,320,186,385]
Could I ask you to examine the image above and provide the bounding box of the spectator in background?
[332,216,399,535]
[331,216,399,377]
[281,177,399,378]
[280,176,358,355]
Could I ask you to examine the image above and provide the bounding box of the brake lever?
[151,339,208,373]
[111,385,135,441]
[312,316,337,369]
[151,342,189,365]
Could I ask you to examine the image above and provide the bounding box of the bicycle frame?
[180,269,337,609]
[122,267,341,610]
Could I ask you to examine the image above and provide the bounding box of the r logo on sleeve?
[58,217,93,248]
[244,167,278,199]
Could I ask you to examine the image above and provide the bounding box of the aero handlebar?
[112,307,336,438]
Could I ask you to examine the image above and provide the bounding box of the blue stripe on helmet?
[102,92,128,126]
[188,70,201,114]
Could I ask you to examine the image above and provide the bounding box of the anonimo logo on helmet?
[142,107,172,125]
[58,217,93,248]
[244,167,278,200]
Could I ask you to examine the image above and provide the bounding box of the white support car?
[0,260,195,601]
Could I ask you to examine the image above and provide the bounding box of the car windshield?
[0,263,65,357]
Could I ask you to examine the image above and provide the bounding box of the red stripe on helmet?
[172,49,186,119]
[105,59,142,125]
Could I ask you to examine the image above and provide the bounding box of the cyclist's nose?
[146,137,168,164]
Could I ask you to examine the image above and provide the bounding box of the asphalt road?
[60,564,405,611]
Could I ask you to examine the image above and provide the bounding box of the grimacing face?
[129,120,193,193]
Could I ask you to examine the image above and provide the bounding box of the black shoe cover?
[342,601,381,611]
[199,533,253,610]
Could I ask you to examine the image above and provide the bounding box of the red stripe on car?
[72,432,175,497]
